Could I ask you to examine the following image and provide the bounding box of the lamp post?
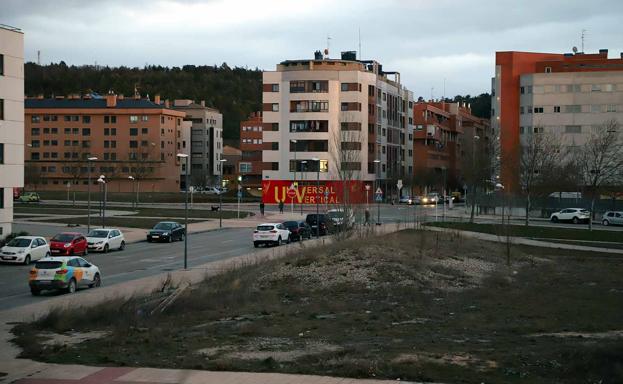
[312,157,320,238]
[471,135,480,216]
[97,175,106,228]
[291,139,297,214]
[87,156,97,233]
[218,158,227,228]
[128,176,135,209]
[177,154,189,270]
[374,160,381,225]
[300,160,307,215]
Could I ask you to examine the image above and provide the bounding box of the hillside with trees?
[24,62,262,140]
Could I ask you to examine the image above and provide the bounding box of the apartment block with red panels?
[238,112,264,188]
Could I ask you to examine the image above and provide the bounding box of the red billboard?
[262,180,371,205]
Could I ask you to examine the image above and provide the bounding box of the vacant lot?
[13,230,623,383]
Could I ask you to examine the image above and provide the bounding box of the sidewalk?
[0,224,416,384]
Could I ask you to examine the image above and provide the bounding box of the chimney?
[200,100,205,107]
[154,94,161,105]
[37,94,44,99]
[599,48,608,57]
[105,92,117,108]
[164,99,170,108]
[118,94,124,100]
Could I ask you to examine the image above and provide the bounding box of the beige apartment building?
[261,51,413,200]
[0,24,24,239]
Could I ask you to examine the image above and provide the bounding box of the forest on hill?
[25,62,491,140]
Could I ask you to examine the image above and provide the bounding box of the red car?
[49,232,88,256]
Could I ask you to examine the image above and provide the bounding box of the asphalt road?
[0,228,254,310]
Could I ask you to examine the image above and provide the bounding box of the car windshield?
[87,230,109,238]
[328,211,344,218]
[34,261,62,269]
[283,221,297,228]
[257,225,274,231]
[52,234,74,242]
[6,238,31,247]
[154,223,173,230]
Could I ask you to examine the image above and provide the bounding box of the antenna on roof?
[325,35,331,58]
[581,29,587,53]
[37,50,40,65]
[358,27,361,60]
[572,46,578,54]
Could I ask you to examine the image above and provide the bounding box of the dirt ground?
[12,229,623,383]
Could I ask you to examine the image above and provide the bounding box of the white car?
[29,256,101,295]
[1,236,50,265]
[550,208,590,224]
[253,223,291,247]
[201,187,224,195]
[86,228,125,253]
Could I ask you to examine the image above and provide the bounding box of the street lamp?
[300,160,307,215]
[470,135,481,213]
[374,159,381,225]
[312,157,320,238]
[290,139,298,214]
[176,153,189,270]
[97,175,106,228]
[219,158,227,228]
[128,176,135,209]
[87,156,97,233]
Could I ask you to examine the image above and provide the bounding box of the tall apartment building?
[24,93,186,192]
[0,24,24,239]
[492,49,623,192]
[239,112,264,188]
[261,51,414,203]
[172,100,223,187]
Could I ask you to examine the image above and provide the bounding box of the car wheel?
[67,278,77,294]
[603,220,609,226]
[89,273,101,288]
[147,238,152,243]
[119,241,125,251]
[103,244,109,253]
[24,255,31,265]
[254,242,259,248]
[572,217,579,224]
[277,236,282,246]
[168,236,172,243]
[551,216,559,223]
[30,288,40,296]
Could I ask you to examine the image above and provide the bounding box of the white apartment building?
[172,100,223,187]
[519,71,623,149]
[262,52,413,188]
[0,24,24,239]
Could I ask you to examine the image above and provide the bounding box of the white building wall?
[0,25,24,239]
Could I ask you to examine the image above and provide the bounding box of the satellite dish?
[572,46,578,53]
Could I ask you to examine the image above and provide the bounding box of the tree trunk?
[589,196,595,231]
[525,194,530,226]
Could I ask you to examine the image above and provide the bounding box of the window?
[31,152,40,160]
[43,128,50,134]
[64,128,71,134]
[82,116,91,123]
[554,106,561,113]
[51,140,58,146]
[534,107,544,113]
[604,84,614,92]
[141,115,148,122]
[31,128,40,136]
[520,86,525,94]
[271,142,279,150]
[239,162,252,173]
[71,115,79,122]
[591,105,601,113]
[0,54,3,76]
[591,84,601,92]
[270,162,279,171]
[72,140,79,146]
[141,128,148,134]
[0,188,3,209]
[72,128,79,134]
[129,115,139,123]
[341,142,361,150]
[31,115,41,123]
[545,66,552,73]
[271,84,279,92]
[272,103,279,112]
[520,107,524,114]
[341,83,348,91]
[565,125,581,134]
[565,105,581,113]
[520,126,525,134]
[606,105,617,112]
[130,128,138,136]
[0,143,3,164]
[82,128,91,136]
[31,140,40,148]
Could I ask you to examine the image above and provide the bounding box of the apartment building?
[239,112,264,188]
[172,100,223,188]
[0,24,24,239]
[412,101,490,192]
[178,120,192,190]
[492,49,623,192]
[261,51,414,204]
[24,93,186,192]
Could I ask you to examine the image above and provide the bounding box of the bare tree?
[24,162,42,191]
[577,119,623,230]
[463,136,493,223]
[519,130,563,226]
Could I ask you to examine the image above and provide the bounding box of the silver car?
[602,211,623,226]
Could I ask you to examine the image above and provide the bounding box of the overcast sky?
[3,0,622,98]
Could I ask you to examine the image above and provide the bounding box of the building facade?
[0,24,24,239]
[261,52,414,203]
[172,100,223,188]
[24,93,186,193]
[239,112,263,188]
[492,49,623,192]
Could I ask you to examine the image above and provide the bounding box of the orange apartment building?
[238,112,263,188]
[412,101,490,192]
[492,49,623,192]
[24,93,186,193]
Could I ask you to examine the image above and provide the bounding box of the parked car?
[50,232,88,256]
[282,220,312,241]
[327,209,355,230]
[18,192,40,203]
[306,213,330,236]
[29,256,101,295]
[550,208,590,224]
[147,221,185,242]
[253,223,290,247]
[201,187,224,195]
[399,195,416,205]
[602,211,623,226]
[86,228,125,253]
[1,236,50,265]
[421,193,440,204]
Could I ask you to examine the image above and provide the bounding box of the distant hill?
[24,62,263,140]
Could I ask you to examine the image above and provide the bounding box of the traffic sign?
[287,189,297,199]
[237,191,243,199]
[376,187,383,195]
[365,184,371,191]
[375,193,383,202]
[397,179,403,190]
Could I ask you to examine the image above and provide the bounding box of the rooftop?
[25,98,166,110]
